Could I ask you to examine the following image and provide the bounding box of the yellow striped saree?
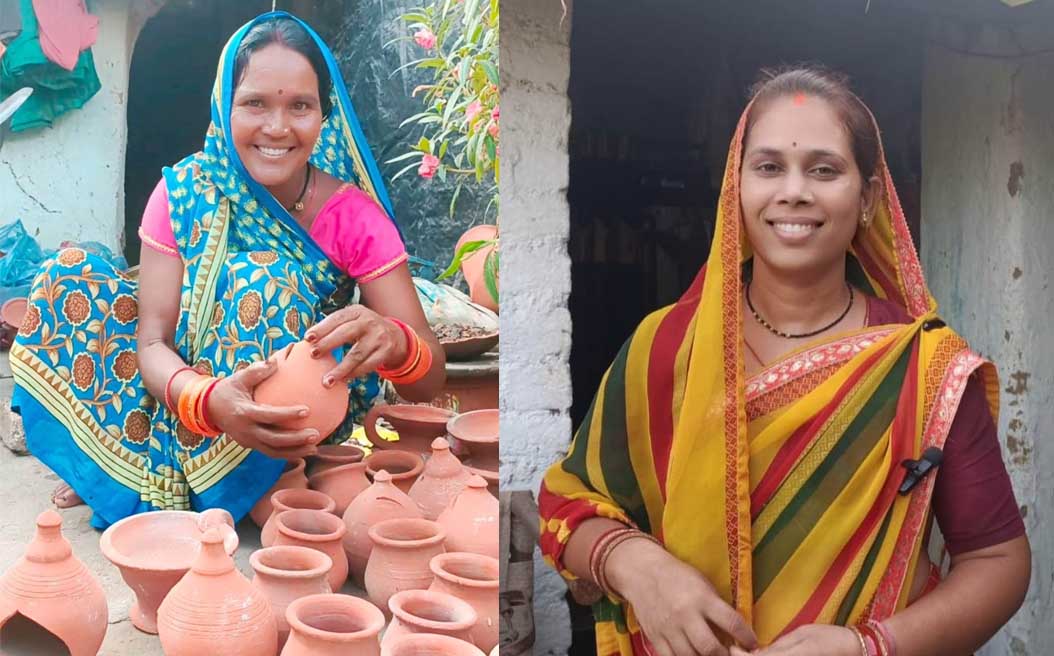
[538,102,999,653]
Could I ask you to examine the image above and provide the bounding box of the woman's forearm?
[137,337,198,409]
[562,516,632,581]
[391,330,446,402]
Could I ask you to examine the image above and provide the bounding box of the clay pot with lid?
[273,509,349,591]
[250,457,309,527]
[100,508,239,634]
[409,438,474,521]
[250,546,333,650]
[446,409,498,472]
[437,476,499,558]
[364,518,446,615]
[382,633,487,656]
[365,450,425,495]
[342,470,424,586]
[381,589,477,649]
[157,528,277,656]
[429,553,499,651]
[364,404,455,455]
[262,488,337,548]
[307,443,365,478]
[308,461,371,516]
[281,593,385,656]
[0,510,108,656]
[254,340,350,439]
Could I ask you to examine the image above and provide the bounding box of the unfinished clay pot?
[365,450,425,495]
[429,553,499,651]
[281,593,385,656]
[364,518,446,616]
[308,461,371,516]
[364,404,455,455]
[100,508,239,634]
[251,546,333,650]
[274,509,349,591]
[382,589,477,649]
[342,470,424,586]
[446,410,498,471]
[455,224,499,314]
[306,443,365,478]
[254,340,350,439]
[250,458,309,527]
[0,510,107,656]
[409,438,474,521]
[157,528,277,656]
[262,488,337,548]
[437,476,498,558]
[382,633,487,656]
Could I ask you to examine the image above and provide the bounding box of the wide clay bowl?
[99,509,239,634]
[441,332,498,362]
[446,409,498,471]
[364,404,456,455]
[1,297,27,329]
[254,341,350,440]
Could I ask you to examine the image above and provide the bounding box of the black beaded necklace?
[287,165,312,212]
[746,281,854,339]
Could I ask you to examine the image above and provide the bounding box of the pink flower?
[414,28,436,50]
[488,122,499,138]
[491,105,500,120]
[418,154,440,179]
[465,100,483,123]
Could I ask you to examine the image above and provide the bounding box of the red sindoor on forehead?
[792,92,807,106]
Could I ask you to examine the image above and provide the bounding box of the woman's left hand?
[304,304,407,387]
[729,625,861,656]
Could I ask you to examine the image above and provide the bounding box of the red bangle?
[197,378,222,436]
[864,620,896,656]
[588,527,628,582]
[377,317,418,376]
[165,366,195,413]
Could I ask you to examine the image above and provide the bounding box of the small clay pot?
[0,510,108,656]
[363,404,455,455]
[409,438,474,521]
[262,488,338,548]
[1,297,28,329]
[381,589,477,649]
[364,518,446,616]
[282,593,385,656]
[365,450,425,495]
[274,509,349,591]
[342,470,424,586]
[446,409,498,471]
[455,224,498,314]
[250,546,333,650]
[308,461,371,516]
[429,553,499,652]
[307,444,365,478]
[382,633,487,656]
[436,476,498,558]
[250,458,309,527]
[254,341,350,439]
[157,528,277,656]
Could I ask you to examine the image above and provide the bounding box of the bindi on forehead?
[792,92,808,106]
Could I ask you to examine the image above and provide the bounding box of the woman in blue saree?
[10,12,445,528]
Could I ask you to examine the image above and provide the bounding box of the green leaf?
[437,165,448,183]
[418,136,432,153]
[485,135,496,161]
[437,240,489,280]
[483,248,499,303]
[459,57,473,84]
[481,61,499,86]
[386,150,427,164]
[442,86,463,125]
[448,182,463,217]
[390,160,422,182]
[439,140,449,160]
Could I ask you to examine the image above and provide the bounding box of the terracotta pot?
[251,546,333,650]
[382,633,487,656]
[274,509,349,591]
[1,297,27,328]
[307,444,365,478]
[250,458,309,527]
[308,461,371,516]
[342,470,424,586]
[409,438,474,521]
[99,508,239,634]
[364,518,446,616]
[446,410,498,471]
[466,466,499,498]
[365,450,425,495]
[364,404,456,455]
[281,593,385,656]
[436,476,498,558]
[0,510,108,656]
[262,488,338,548]
[429,553,499,651]
[455,224,498,314]
[157,528,277,656]
[381,589,477,649]
[254,340,350,439]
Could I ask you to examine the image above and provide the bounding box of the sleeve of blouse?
[328,189,408,283]
[138,179,180,258]
[932,373,1026,555]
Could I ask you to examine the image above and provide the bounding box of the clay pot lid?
[99,510,238,572]
[250,545,333,580]
[446,409,498,446]
[388,589,477,632]
[286,593,386,642]
[368,517,445,548]
[1,297,27,328]
[430,437,451,452]
[429,552,499,589]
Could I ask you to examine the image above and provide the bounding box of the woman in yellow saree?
[538,68,1030,656]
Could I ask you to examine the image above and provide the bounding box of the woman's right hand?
[205,360,322,459]
[606,537,758,656]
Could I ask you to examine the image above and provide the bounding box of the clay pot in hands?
[409,438,474,521]
[436,476,499,558]
[364,404,455,455]
[250,458,309,527]
[383,633,487,656]
[364,518,445,616]
[262,488,337,548]
[0,510,108,656]
[281,593,385,656]
[308,461,371,516]
[429,553,499,651]
[274,509,349,591]
[254,341,350,439]
[446,409,498,472]
[306,444,365,478]
[365,450,425,495]
[157,528,277,656]
[100,508,239,634]
[250,546,333,650]
[381,589,477,650]
[342,470,424,586]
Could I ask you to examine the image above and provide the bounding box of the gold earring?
[860,210,870,229]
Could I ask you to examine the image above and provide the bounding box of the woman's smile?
[766,216,826,243]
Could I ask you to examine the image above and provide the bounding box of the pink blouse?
[138,179,408,284]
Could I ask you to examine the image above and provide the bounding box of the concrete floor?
[0,444,370,655]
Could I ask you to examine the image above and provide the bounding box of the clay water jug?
[250,545,333,650]
[364,518,445,616]
[281,593,385,656]
[261,488,337,548]
[409,438,473,520]
[342,470,424,586]
[428,552,499,651]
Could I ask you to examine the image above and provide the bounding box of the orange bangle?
[386,336,432,386]
[377,318,420,378]
[179,375,212,436]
